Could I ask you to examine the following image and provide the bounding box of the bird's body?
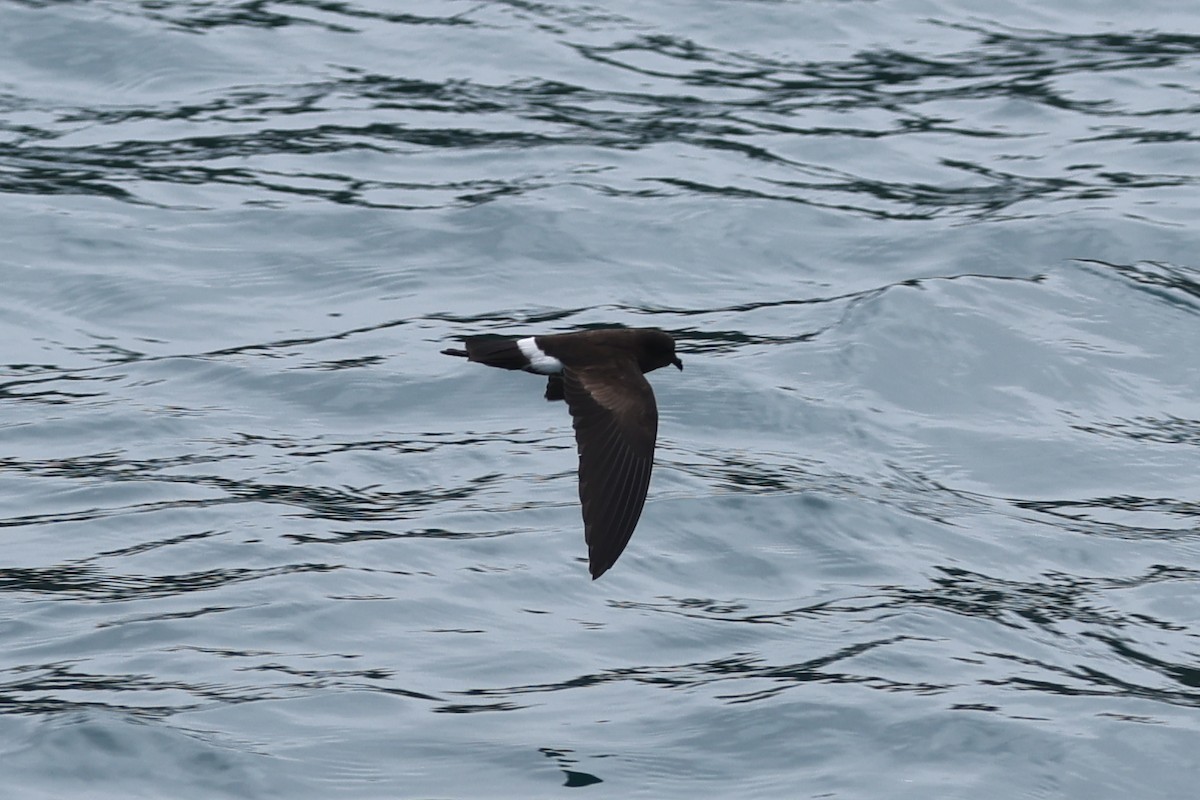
[442,328,682,579]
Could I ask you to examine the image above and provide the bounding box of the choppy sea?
[2,1,1199,797]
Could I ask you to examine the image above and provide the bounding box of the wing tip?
[588,544,622,580]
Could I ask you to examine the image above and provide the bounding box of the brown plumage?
[442,328,682,578]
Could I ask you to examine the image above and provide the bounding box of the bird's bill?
[672,357,683,370]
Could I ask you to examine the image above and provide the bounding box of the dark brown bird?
[442,328,682,579]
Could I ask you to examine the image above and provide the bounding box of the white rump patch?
[517,337,564,374]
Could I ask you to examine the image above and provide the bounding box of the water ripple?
[2,2,1199,796]
[2,18,1195,221]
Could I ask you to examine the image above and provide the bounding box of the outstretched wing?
[562,360,658,579]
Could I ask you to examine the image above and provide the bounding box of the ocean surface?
[2,1,1199,797]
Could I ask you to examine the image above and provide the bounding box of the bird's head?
[637,329,683,373]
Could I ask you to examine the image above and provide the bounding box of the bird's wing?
[562,359,658,579]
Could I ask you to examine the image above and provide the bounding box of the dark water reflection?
[5,12,1198,222]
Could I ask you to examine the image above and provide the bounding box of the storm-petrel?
[442,328,682,579]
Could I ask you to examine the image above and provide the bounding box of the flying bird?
[442,328,682,579]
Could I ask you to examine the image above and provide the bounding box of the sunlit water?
[2,1,1199,797]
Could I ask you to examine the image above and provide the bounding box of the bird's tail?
[442,337,530,371]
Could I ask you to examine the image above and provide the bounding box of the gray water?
[2,1,1199,797]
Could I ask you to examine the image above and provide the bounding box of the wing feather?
[562,361,658,579]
